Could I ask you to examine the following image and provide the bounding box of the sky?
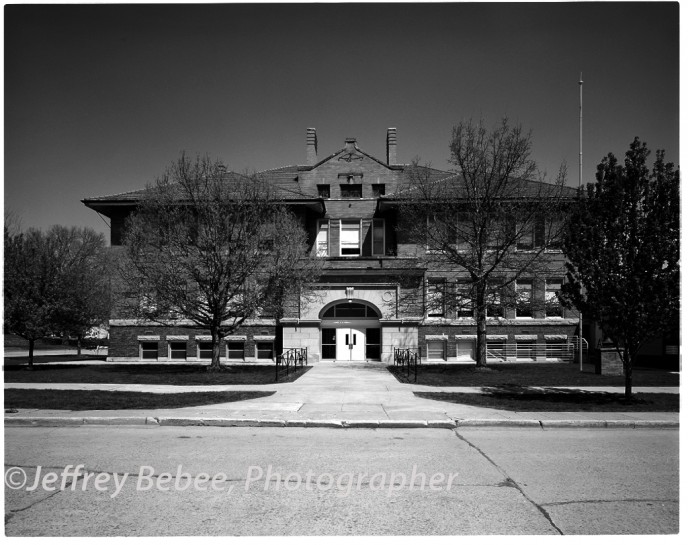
[3,2,680,242]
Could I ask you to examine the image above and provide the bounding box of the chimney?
[386,127,397,164]
[306,128,318,165]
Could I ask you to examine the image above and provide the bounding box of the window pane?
[226,342,244,360]
[341,221,360,255]
[546,280,563,317]
[456,282,474,317]
[169,341,186,360]
[456,340,475,360]
[322,328,336,359]
[335,303,366,317]
[487,282,502,317]
[198,342,213,359]
[517,223,534,250]
[427,280,445,317]
[317,184,330,198]
[317,221,329,257]
[487,341,507,361]
[141,342,158,360]
[427,341,445,360]
[257,342,273,359]
[517,281,533,317]
[340,185,362,198]
[372,184,385,197]
[517,341,536,360]
[457,219,471,250]
[372,219,384,255]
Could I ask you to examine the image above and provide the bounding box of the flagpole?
[578,73,584,371]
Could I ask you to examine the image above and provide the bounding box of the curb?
[4,416,678,429]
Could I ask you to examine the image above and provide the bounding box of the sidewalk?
[4,359,680,429]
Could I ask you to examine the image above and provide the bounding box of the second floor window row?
[425,278,564,319]
[426,215,563,252]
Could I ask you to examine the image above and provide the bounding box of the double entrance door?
[321,323,381,361]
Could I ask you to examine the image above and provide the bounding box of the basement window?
[198,342,213,360]
[226,342,245,361]
[168,341,187,360]
[140,342,158,360]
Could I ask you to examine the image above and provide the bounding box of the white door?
[336,327,366,360]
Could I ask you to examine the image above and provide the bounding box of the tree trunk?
[623,346,633,401]
[77,335,82,356]
[208,327,222,371]
[475,285,487,367]
[28,338,35,367]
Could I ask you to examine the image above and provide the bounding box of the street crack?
[454,430,564,535]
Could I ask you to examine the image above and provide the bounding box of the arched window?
[321,302,380,319]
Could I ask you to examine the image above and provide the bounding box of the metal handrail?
[276,347,307,380]
[393,347,419,382]
[485,341,587,363]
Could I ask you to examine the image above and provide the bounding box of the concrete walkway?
[4,360,680,428]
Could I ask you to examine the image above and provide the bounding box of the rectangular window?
[487,282,503,318]
[365,328,381,360]
[546,341,566,361]
[485,221,503,249]
[256,342,274,360]
[456,281,474,318]
[427,340,446,361]
[168,341,187,360]
[516,223,534,250]
[198,342,213,360]
[316,220,329,257]
[372,219,385,255]
[516,280,533,317]
[340,184,362,198]
[516,341,537,361]
[372,184,385,197]
[456,218,471,250]
[322,329,336,359]
[317,184,330,199]
[545,280,563,317]
[226,342,244,360]
[427,279,445,317]
[426,214,449,253]
[141,342,158,360]
[456,340,475,361]
[487,340,507,361]
[340,220,361,255]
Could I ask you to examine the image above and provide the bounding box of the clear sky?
[3,2,679,241]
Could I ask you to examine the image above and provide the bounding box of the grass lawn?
[4,389,274,411]
[415,388,679,412]
[4,363,311,385]
[5,355,107,364]
[389,363,679,387]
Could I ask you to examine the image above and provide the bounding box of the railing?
[486,340,587,363]
[571,336,589,364]
[276,347,307,381]
[393,347,419,382]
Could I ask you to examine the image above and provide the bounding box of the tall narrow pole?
[578,73,584,371]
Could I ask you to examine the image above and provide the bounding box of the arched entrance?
[320,301,381,361]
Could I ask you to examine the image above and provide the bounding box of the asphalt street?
[4,426,679,536]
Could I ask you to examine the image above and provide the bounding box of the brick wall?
[108,324,277,362]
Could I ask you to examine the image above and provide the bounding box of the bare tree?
[397,118,569,366]
[4,225,110,365]
[120,154,321,371]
